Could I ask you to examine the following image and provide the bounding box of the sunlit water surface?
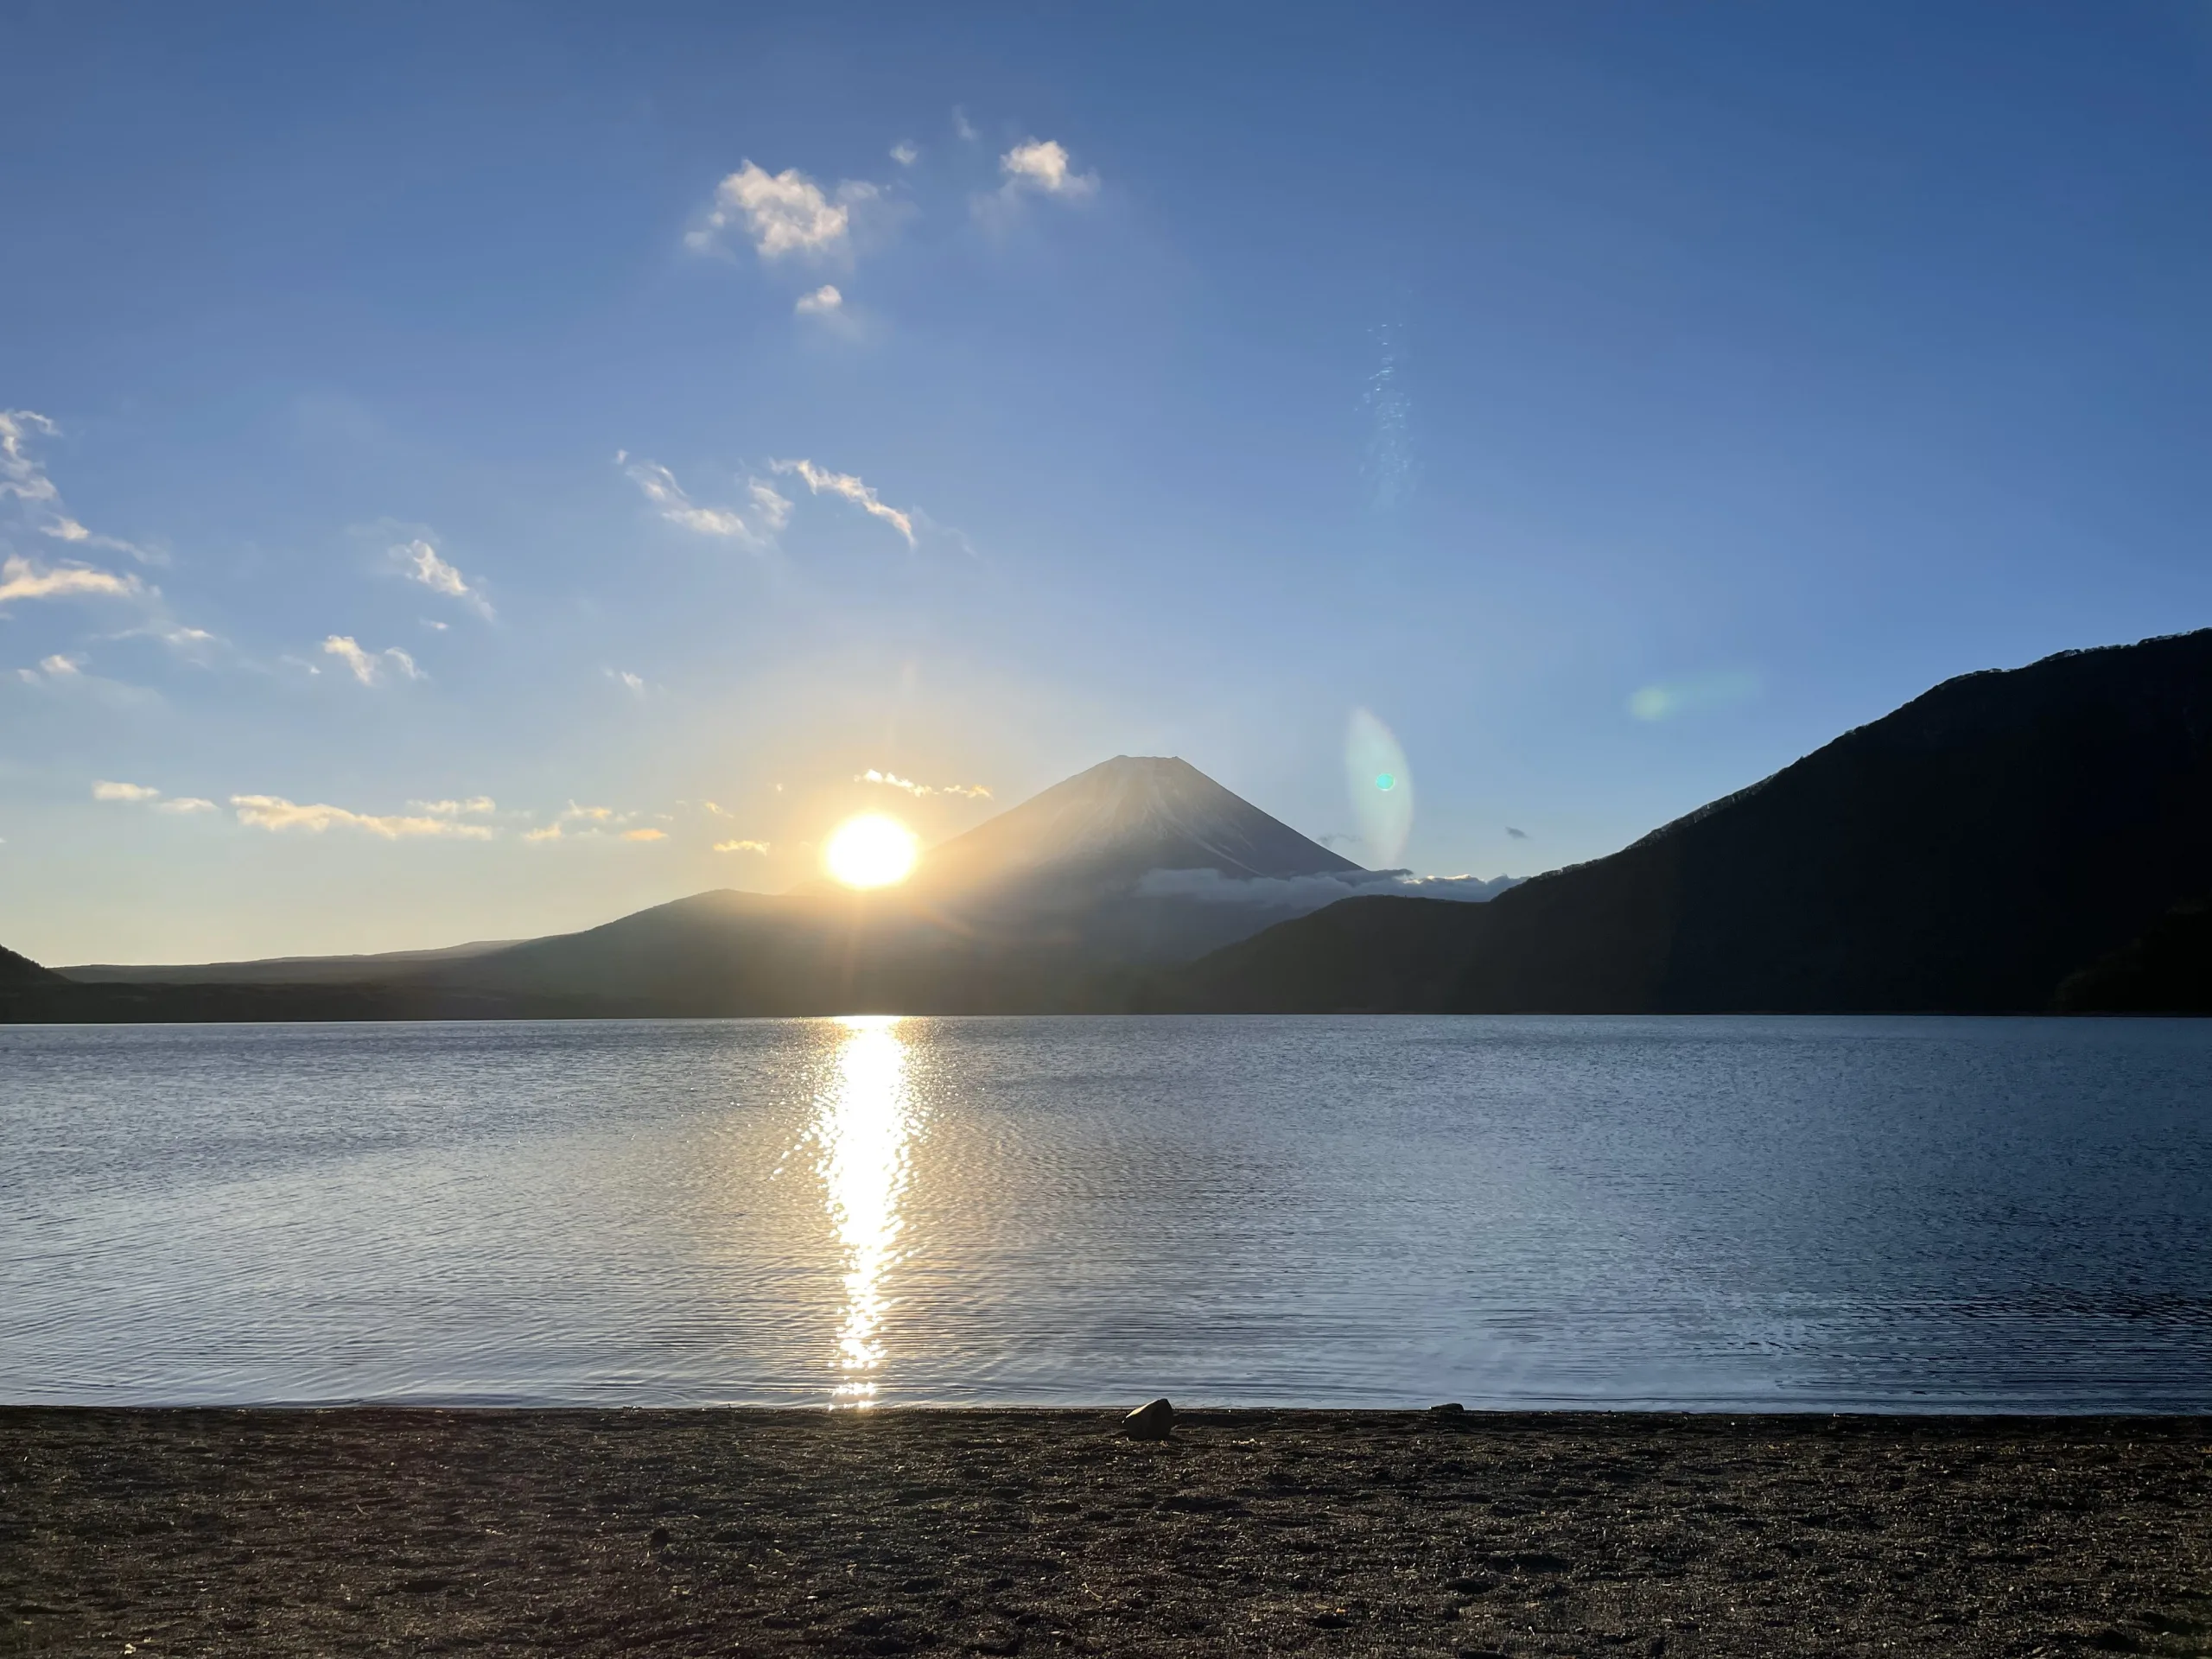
[4,1015,2209,1409]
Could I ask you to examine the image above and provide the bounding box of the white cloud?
[0,410,61,508]
[857,768,991,799]
[523,801,640,843]
[322,634,423,686]
[687,161,880,260]
[890,142,918,167]
[748,480,792,531]
[999,138,1096,200]
[795,283,843,316]
[118,621,221,655]
[232,795,494,839]
[0,410,158,563]
[395,537,493,620]
[771,458,915,545]
[1133,868,1523,909]
[96,779,215,816]
[620,827,666,842]
[620,455,776,548]
[952,106,979,143]
[607,668,647,696]
[408,797,496,817]
[715,838,772,855]
[16,658,156,704]
[0,554,143,608]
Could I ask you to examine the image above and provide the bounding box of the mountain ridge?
[1175,629,2212,1014]
[11,632,2212,1020]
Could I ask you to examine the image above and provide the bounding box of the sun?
[824,813,919,890]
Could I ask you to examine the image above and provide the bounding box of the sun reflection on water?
[811,1014,921,1406]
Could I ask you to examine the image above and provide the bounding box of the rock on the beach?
[1122,1398,1174,1441]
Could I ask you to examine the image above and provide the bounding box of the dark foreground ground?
[3,1409,2207,1658]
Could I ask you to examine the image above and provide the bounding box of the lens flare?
[824,813,918,889]
[1345,708,1413,866]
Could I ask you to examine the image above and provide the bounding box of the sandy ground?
[3,1408,2207,1657]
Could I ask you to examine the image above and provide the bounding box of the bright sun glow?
[824,813,919,889]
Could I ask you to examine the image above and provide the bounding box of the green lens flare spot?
[1375,772,1396,791]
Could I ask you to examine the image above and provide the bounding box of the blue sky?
[4,3,2210,963]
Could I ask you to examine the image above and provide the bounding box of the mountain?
[0,944,60,986]
[16,756,1378,1020]
[2056,900,2212,1014]
[26,627,2209,1026]
[916,754,1359,894]
[895,754,1366,961]
[404,756,1369,1012]
[1177,630,2212,1014]
[59,938,520,986]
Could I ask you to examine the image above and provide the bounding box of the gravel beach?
[3,1408,2206,1657]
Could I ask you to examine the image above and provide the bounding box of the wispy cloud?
[232,795,495,839]
[0,410,61,508]
[322,634,423,686]
[407,797,496,817]
[92,779,217,816]
[998,138,1096,200]
[686,161,880,261]
[748,480,792,532]
[771,458,915,545]
[523,801,655,843]
[795,283,843,316]
[394,537,493,620]
[890,141,918,167]
[607,668,647,696]
[952,106,979,143]
[1,410,157,563]
[715,838,771,855]
[619,454,783,548]
[1361,319,1417,512]
[0,554,143,609]
[16,655,155,703]
[116,620,221,656]
[857,768,990,799]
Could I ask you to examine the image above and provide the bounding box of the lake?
[3,1015,2208,1410]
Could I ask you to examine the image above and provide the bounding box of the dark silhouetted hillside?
[0,944,59,986]
[1179,630,2212,1014]
[8,757,1375,1020]
[2056,899,2212,1014]
[56,938,519,986]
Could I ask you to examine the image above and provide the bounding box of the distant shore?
[5,1408,2205,1657]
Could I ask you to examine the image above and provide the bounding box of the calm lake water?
[3,1015,2209,1410]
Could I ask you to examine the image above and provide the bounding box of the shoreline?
[6,1408,2206,1656]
